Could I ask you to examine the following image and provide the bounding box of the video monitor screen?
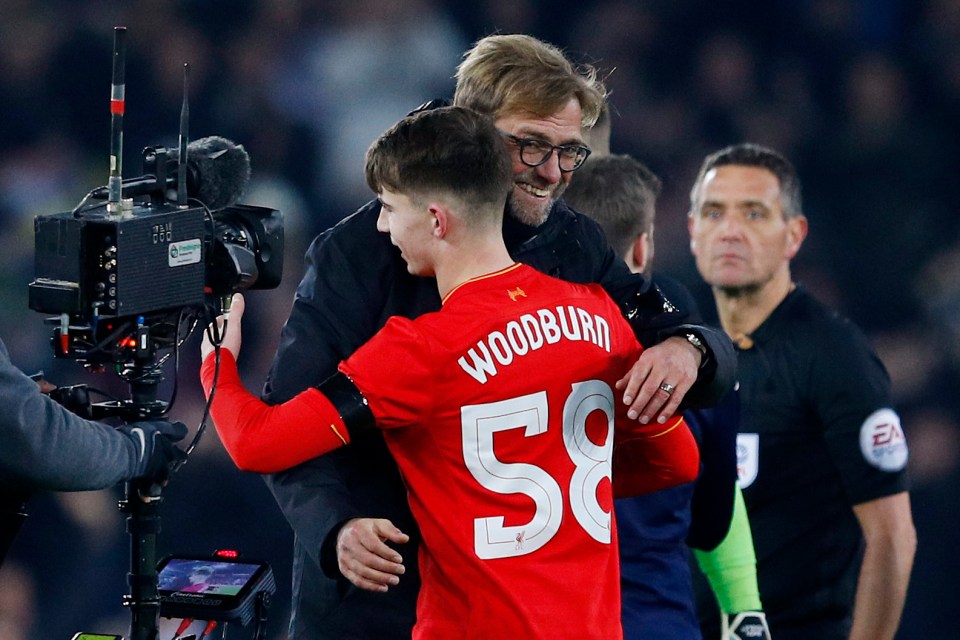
[157,557,263,596]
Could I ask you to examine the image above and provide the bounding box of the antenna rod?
[177,63,189,207]
[108,26,127,208]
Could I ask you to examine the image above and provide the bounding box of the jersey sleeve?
[812,318,909,504]
[339,316,436,430]
[612,414,701,497]
[202,350,350,473]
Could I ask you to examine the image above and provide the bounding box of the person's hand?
[200,293,245,362]
[616,336,699,425]
[722,611,771,640]
[336,517,409,592]
[119,419,189,484]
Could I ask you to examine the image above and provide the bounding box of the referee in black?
[687,143,915,640]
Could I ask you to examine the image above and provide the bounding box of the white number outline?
[461,380,614,560]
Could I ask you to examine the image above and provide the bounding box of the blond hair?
[454,34,607,128]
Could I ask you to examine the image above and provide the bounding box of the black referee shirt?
[694,285,909,640]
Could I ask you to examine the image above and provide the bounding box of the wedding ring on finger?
[658,382,676,395]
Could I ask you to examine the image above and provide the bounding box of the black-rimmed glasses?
[505,134,591,173]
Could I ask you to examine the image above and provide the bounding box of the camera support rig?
[29,26,282,640]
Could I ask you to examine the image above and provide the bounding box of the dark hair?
[689,143,802,218]
[365,106,512,217]
[564,154,661,258]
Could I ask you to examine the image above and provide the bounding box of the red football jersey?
[341,263,643,640]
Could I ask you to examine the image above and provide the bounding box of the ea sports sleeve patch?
[858,408,908,472]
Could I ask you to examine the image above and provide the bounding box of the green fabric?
[693,484,763,613]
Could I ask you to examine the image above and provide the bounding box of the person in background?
[0,338,188,568]
[687,142,915,640]
[181,565,217,593]
[201,105,700,638]
[565,151,769,640]
[260,33,735,639]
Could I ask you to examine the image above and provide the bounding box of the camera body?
[30,203,208,318]
[29,201,282,320]
[28,141,282,366]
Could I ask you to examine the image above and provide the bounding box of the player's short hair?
[689,143,803,218]
[365,106,512,220]
[453,34,607,129]
[564,154,662,258]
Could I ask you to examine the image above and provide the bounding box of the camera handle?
[103,365,171,640]
[121,478,164,640]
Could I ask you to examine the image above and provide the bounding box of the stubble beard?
[506,184,563,227]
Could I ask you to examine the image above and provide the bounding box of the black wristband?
[315,372,376,440]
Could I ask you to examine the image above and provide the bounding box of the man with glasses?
[260,33,736,639]
[503,134,591,180]
[201,105,701,638]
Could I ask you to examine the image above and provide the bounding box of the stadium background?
[0,1,957,637]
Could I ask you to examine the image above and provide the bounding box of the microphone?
[171,136,251,210]
[91,136,251,210]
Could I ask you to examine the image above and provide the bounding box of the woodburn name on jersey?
[457,305,612,384]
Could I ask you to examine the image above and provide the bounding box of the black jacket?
[262,198,736,639]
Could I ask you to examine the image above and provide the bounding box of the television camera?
[25,27,283,640]
[28,134,283,419]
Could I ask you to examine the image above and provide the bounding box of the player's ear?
[631,231,653,274]
[785,214,808,259]
[429,204,449,239]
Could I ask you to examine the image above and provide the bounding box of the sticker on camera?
[169,239,203,266]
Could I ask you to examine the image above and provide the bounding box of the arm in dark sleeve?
[574,214,737,407]
[607,273,737,410]
[262,203,391,404]
[685,388,740,551]
[646,275,738,409]
[259,201,424,572]
[0,339,138,491]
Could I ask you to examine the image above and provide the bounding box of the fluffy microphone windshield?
[173,136,252,210]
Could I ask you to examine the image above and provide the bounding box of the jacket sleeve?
[0,339,139,491]
[576,214,737,408]
[259,201,430,573]
[686,388,740,551]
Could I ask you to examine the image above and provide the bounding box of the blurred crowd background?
[0,1,957,638]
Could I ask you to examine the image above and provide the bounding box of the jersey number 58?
[461,380,613,560]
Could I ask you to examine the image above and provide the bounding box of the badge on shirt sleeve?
[736,433,759,489]
[859,408,908,472]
